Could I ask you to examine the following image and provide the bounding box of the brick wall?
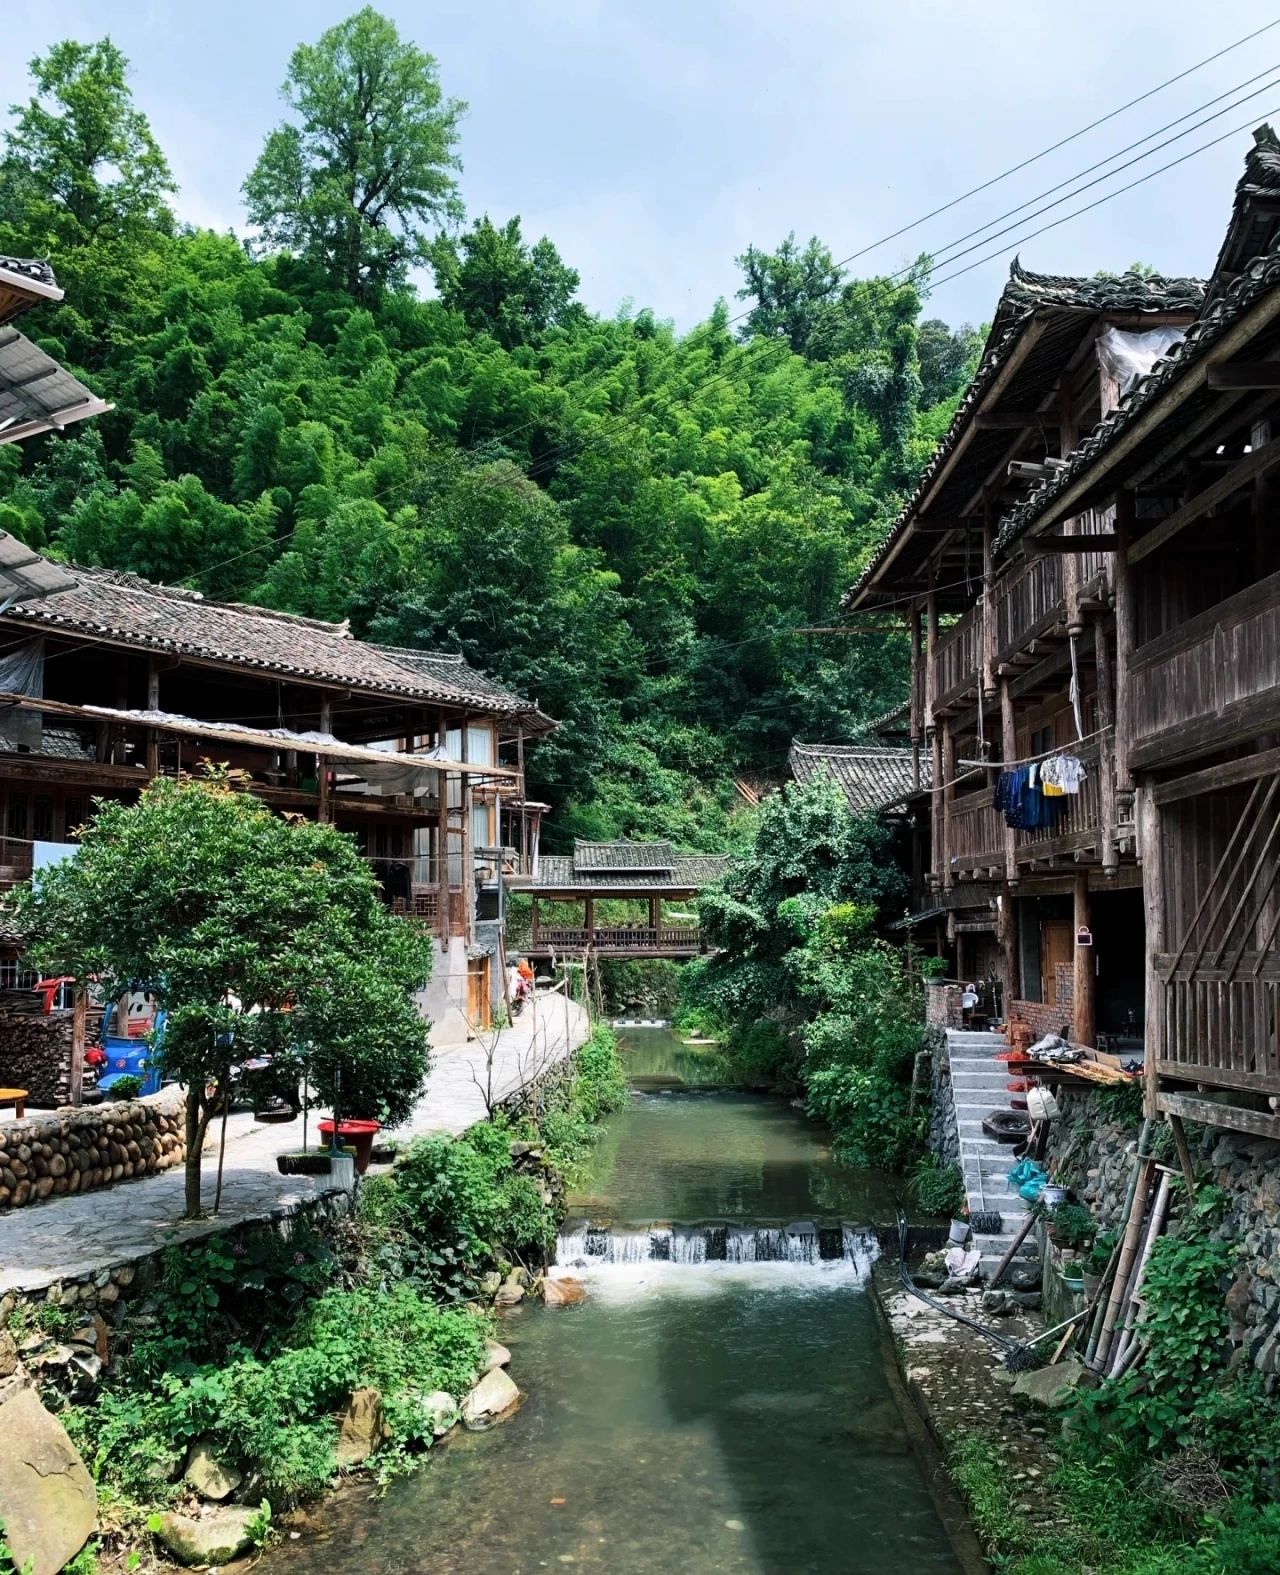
[1008,997,1073,1041]
[925,983,964,1029]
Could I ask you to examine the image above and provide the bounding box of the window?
[6,794,27,842]
[31,796,53,842]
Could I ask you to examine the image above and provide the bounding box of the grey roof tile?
[789,740,928,813]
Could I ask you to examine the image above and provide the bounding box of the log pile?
[0,1011,77,1108]
[0,1091,185,1209]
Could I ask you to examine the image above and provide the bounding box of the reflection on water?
[257,1029,965,1575]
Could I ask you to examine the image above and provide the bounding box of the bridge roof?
[532,842,731,893]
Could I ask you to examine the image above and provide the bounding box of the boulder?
[151,1506,259,1567]
[335,1386,389,1468]
[420,1390,460,1437]
[482,1338,511,1372]
[542,1276,586,1307]
[494,1282,525,1308]
[183,1438,243,1501]
[461,1367,520,1430]
[1011,1355,1091,1410]
[0,1386,96,1575]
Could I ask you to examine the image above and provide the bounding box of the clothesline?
[935,723,1112,796]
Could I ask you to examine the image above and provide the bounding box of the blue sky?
[4,1,1278,333]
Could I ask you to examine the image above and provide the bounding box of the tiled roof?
[2,566,543,719]
[575,840,674,871]
[0,257,56,290]
[368,646,555,733]
[843,261,1204,609]
[789,741,927,814]
[533,847,731,891]
[995,244,1280,553]
[1207,125,1280,299]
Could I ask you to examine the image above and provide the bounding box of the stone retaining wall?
[925,1029,959,1167]
[0,1086,186,1210]
[1045,1088,1280,1382]
[0,1010,76,1108]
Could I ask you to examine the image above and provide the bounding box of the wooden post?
[1000,677,1017,882]
[1254,418,1272,578]
[460,716,474,945]
[649,893,661,934]
[145,658,160,778]
[1073,872,1095,1047]
[1113,488,1135,793]
[316,696,332,823]
[1059,382,1081,634]
[436,710,450,941]
[531,896,540,949]
[941,718,956,892]
[924,574,938,727]
[929,730,943,890]
[1095,619,1119,873]
[1137,785,1164,1120]
[584,896,596,947]
[981,497,997,699]
[1000,885,1019,1013]
[68,986,86,1108]
[909,600,923,791]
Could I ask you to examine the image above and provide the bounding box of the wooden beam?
[1158,1091,1280,1141]
[68,987,86,1108]
[1073,872,1095,1047]
[1206,359,1280,390]
[1024,534,1119,554]
[1151,744,1280,806]
[974,411,1058,431]
[1137,786,1164,1121]
[1129,434,1280,566]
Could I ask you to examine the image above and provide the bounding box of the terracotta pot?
[318,1118,381,1174]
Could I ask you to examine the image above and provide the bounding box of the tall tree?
[429,215,581,349]
[244,6,465,297]
[735,233,843,354]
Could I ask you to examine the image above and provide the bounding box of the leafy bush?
[106,1074,143,1101]
[909,1154,967,1217]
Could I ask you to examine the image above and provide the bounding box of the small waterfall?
[557,1219,879,1270]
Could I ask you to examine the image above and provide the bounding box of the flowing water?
[260,1028,973,1574]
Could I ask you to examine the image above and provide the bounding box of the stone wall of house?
[0,1087,185,1210]
[925,1028,959,1167]
[1044,1087,1280,1382]
[0,1011,76,1108]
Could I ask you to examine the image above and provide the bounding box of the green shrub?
[106,1074,143,1101]
[908,1154,966,1217]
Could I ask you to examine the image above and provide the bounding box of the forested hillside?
[0,9,980,849]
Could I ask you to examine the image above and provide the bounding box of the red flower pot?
[318,1118,381,1174]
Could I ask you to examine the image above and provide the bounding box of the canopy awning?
[0,330,112,446]
[0,535,77,604]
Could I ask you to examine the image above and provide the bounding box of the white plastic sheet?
[1096,325,1185,400]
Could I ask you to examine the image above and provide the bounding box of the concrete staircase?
[945,1029,1035,1276]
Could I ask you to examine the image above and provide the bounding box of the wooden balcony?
[994,555,1064,665]
[1131,569,1280,768]
[933,606,982,711]
[941,744,1116,881]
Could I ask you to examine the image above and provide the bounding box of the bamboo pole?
[1107,1171,1172,1377]
[988,1210,1037,1288]
[1167,1113,1198,1197]
[1095,1144,1156,1371]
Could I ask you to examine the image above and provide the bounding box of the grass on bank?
[47,1022,627,1556]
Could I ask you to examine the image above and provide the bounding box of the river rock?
[335,1387,389,1468]
[1011,1355,1090,1410]
[494,1281,525,1307]
[542,1275,586,1307]
[151,1506,259,1566]
[420,1390,460,1437]
[184,1438,243,1500]
[482,1338,512,1371]
[461,1367,520,1430]
[0,1385,97,1575]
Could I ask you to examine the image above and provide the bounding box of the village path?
[0,992,590,1295]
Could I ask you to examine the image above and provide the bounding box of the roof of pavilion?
[789,740,927,814]
[532,839,731,892]
[843,260,1204,613]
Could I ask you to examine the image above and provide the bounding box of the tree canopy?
[0,12,980,851]
[10,773,433,1217]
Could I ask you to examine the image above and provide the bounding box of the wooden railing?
[934,607,981,710]
[993,555,1064,663]
[0,837,33,891]
[1017,743,1104,858]
[1156,960,1280,1093]
[1131,570,1280,766]
[530,924,703,954]
[948,791,1003,874]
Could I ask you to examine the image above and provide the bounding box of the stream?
[260,1028,972,1573]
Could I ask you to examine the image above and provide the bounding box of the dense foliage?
[8,771,433,1215]
[952,1184,1280,1575]
[682,779,925,1166]
[0,12,979,843]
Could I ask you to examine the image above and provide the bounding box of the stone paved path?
[0,992,589,1294]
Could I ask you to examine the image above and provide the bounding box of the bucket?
[948,1217,971,1245]
[318,1118,381,1174]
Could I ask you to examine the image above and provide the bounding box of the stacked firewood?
[0,1093,186,1208]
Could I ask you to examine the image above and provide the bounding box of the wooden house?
[994,126,1280,1135]
[842,257,1206,1049]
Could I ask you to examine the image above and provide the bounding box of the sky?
[4,0,1279,334]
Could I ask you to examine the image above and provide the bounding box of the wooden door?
[1041,920,1073,1010]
